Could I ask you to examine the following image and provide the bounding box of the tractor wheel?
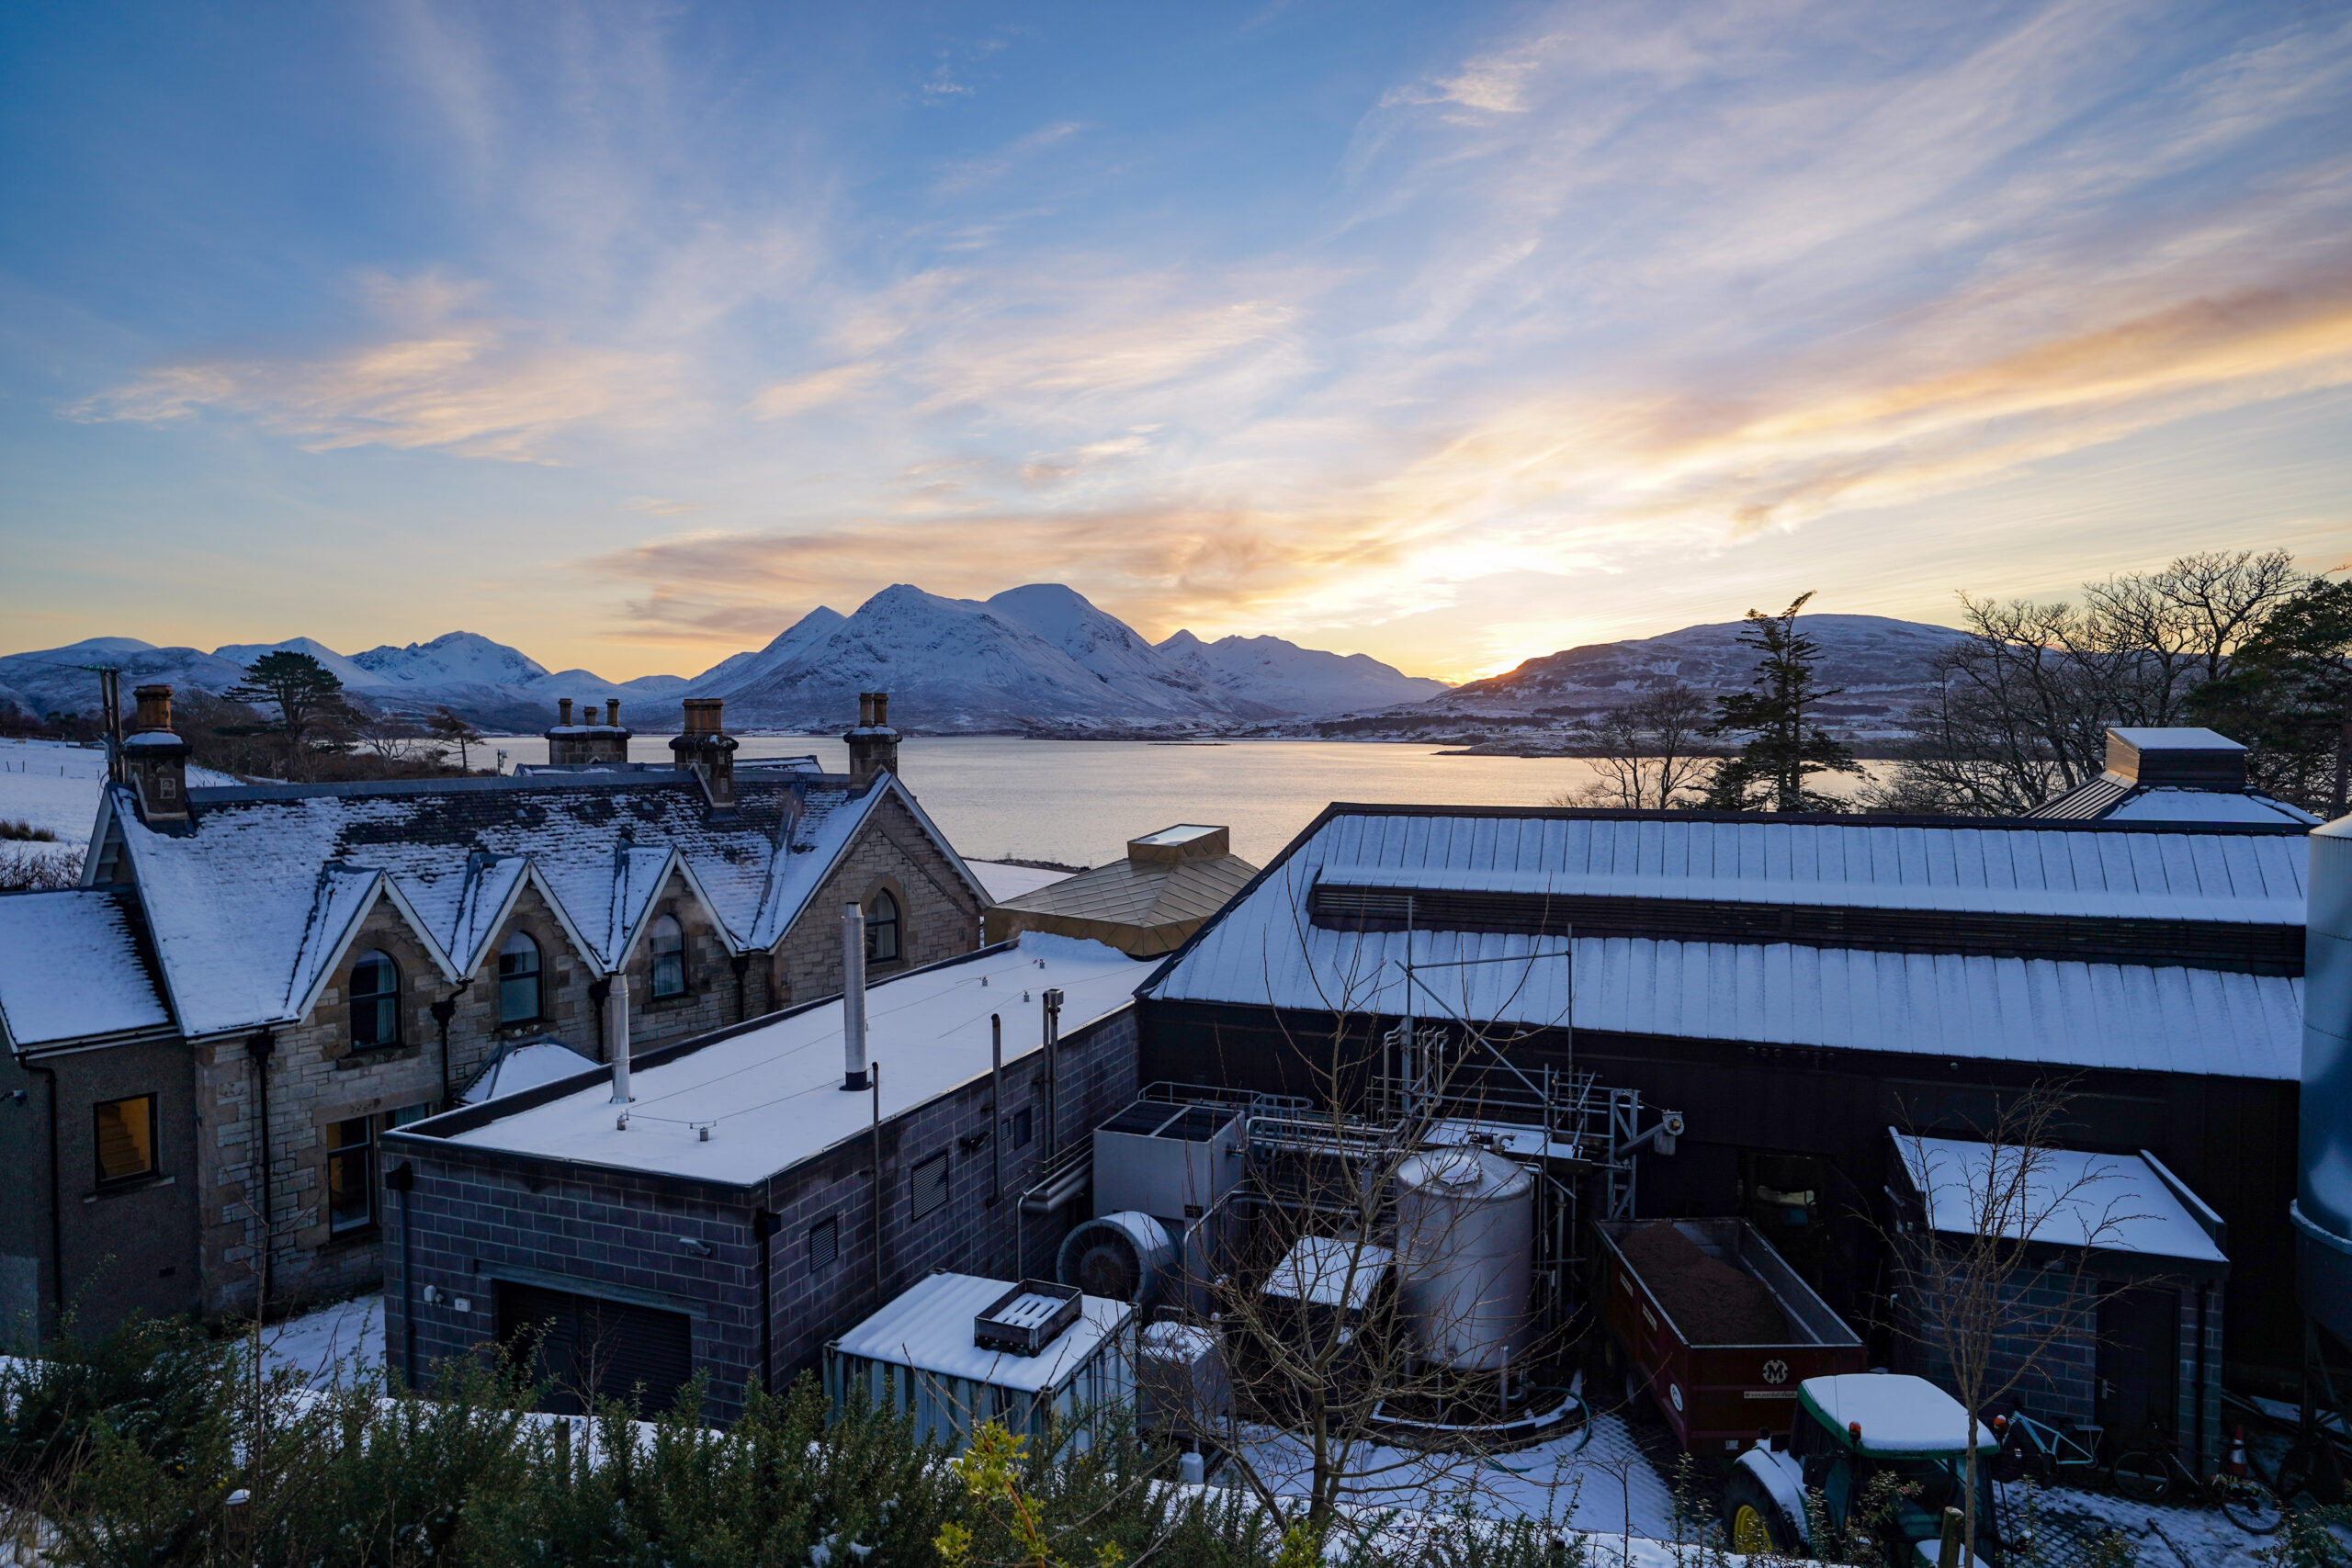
[1722,1470,1799,1557]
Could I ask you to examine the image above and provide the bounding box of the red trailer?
[1593,1218,1866,1456]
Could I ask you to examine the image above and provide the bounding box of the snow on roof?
[438,932,1144,1184]
[2111,728,2243,751]
[834,1271,1132,1394]
[102,770,983,1039]
[1800,1374,1999,1455]
[1262,1235,1394,1309]
[967,860,1078,904]
[1892,1133,2227,1263]
[1144,810,2306,1079]
[461,1037,600,1104]
[0,888,172,1048]
[2106,788,2319,826]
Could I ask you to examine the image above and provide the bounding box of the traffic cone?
[2226,1425,2250,1478]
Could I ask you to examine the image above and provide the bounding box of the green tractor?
[1723,1373,2007,1564]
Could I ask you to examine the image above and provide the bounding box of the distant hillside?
[1159,630,1452,714]
[1310,615,1968,744]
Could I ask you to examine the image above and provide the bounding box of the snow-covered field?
[0,736,237,847]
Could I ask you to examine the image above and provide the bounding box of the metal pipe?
[1042,988,1062,1158]
[755,1209,781,1396]
[431,996,457,1111]
[22,1056,62,1325]
[869,1063,884,1301]
[387,1161,416,1384]
[990,1013,1003,1202]
[842,902,868,1090]
[607,973,632,1104]
[731,953,752,1023]
[246,1030,276,1304]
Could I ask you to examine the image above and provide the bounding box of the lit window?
[93,1095,157,1186]
[326,1116,374,1233]
[350,950,400,1046]
[498,931,542,1023]
[650,915,686,998]
[865,891,900,964]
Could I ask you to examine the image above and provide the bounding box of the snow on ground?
[261,1292,385,1383]
[0,737,236,846]
[968,859,1080,902]
[1236,1407,1680,1542]
[2007,1477,2344,1568]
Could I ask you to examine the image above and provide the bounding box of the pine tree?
[1702,592,1861,813]
[222,651,354,780]
[2188,576,2352,818]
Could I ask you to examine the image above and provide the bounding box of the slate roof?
[88,768,982,1040]
[0,887,174,1049]
[1139,806,2311,1081]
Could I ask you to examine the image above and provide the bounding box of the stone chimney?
[123,684,192,826]
[605,700,620,727]
[547,694,632,766]
[670,696,739,809]
[845,690,901,792]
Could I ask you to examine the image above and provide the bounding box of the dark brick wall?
[385,1002,1139,1424]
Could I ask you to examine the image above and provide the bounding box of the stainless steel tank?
[1394,1146,1534,1371]
[2299,815,2352,1345]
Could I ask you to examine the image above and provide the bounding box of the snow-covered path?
[261,1292,385,1383]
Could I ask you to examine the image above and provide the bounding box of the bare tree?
[1143,886,1605,1556]
[1873,550,2312,813]
[1561,684,1713,810]
[356,707,433,763]
[1880,1081,2147,1566]
[428,707,485,773]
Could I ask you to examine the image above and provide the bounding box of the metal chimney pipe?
[2297,815,2352,1344]
[607,973,633,1104]
[1041,987,1063,1159]
[842,901,868,1089]
[990,1013,1003,1201]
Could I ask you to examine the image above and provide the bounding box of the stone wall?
[771,794,984,1005]
[383,1000,1140,1423]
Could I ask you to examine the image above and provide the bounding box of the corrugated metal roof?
[1140,809,2307,1080]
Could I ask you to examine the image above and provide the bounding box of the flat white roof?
[1133,824,1222,845]
[1264,1235,1394,1308]
[2111,728,2243,751]
[834,1272,1132,1393]
[438,932,1144,1183]
[1893,1132,2226,1263]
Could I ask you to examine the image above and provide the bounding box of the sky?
[2,0,2348,683]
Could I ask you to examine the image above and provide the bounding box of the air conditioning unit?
[1091,1099,1240,1222]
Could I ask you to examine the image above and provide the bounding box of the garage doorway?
[495,1280,694,1416]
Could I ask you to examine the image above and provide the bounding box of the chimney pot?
[874,691,889,728]
[131,684,175,734]
[559,698,574,726]
[606,699,620,727]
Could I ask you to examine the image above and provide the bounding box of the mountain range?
[0,583,1453,734]
[0,588,1966,740]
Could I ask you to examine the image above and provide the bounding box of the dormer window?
[650,915,686,998]
[865,890,900,964]
[499,931,543,1023]
[350,950,400,1047]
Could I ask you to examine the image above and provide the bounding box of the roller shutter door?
[495,1280,695,1416]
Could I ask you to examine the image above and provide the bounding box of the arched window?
[865,890,900,964]
[498,931,542,1023]
[350,949,400,1047]
[650,915,686,998]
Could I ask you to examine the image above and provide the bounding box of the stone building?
[0,686,988,1337]
[380,933,1146,1421]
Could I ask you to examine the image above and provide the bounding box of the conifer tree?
[222,651,353,779]
[1702,592,1861,812]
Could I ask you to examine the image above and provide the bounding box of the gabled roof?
[2026,773,2317,827]
[95,768,984,1040]
[1138,805,2310,1081]
[0,888,173,1050]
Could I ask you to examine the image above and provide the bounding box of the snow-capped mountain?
[0,638,254,721]
[688,605,849,694]
[352,631,552,688]
[1159,629,1453,715]
[709,584,1277,730]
